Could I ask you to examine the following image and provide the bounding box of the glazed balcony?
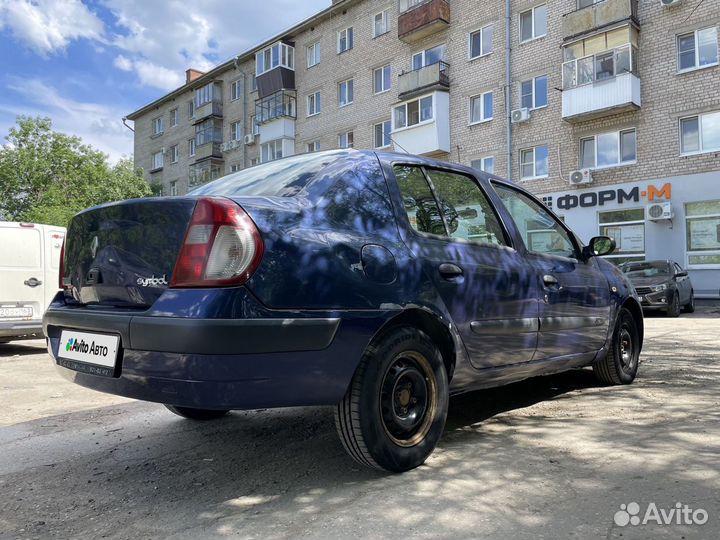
[562,0,638,41]
[398,61,450,100]
[398,0,450,44]
[391,91,450,156]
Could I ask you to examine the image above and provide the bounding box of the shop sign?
[550,183,672,211]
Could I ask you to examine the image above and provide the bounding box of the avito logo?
[65,337,109,357]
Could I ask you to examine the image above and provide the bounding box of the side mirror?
[583,236,615,258]
[676,270,688,277]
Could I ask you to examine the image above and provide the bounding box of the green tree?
[0,116,151,228]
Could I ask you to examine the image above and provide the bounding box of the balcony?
[193,100,222,124]
[562,0,638,41]
[398,61,450,100]
[256,41,296,99]
[398,0,450,44]
[391,91,450,156]
[188,159,223,189]
[194,141,223,161]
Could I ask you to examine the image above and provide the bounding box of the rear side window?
[394,165,508,246]
[0,227,41,268]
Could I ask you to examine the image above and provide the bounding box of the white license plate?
[58,330,119,368]
[0,307,33,319]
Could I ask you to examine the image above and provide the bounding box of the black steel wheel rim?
[618,325,635,374]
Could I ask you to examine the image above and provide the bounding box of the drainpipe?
[505,0,512,181]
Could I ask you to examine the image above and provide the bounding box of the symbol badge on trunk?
[90,236,99,258]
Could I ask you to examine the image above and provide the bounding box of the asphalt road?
[1,306,719,540]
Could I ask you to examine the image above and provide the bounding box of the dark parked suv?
[44,150,643,472]
[620,260,695,317]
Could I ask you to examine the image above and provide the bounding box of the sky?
[0,0,330,162]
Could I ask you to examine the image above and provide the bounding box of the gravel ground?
[1,304,719,540]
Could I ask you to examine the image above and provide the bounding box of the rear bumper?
[0,319,43,340]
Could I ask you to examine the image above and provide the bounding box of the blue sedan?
[44,150,643,472]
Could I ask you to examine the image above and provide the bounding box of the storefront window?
[599,208,645,264]
[686,200,720,266]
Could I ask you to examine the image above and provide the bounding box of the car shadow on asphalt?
[0,340,47,357]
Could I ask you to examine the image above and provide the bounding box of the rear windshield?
[190,151,349,197]
[621,261,671,277]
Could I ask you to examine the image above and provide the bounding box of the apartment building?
[125,0,720,296]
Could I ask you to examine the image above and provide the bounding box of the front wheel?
[335,327,449,473]
[164,405,229,420]
[666,292,681,317]
[593,307,640,385]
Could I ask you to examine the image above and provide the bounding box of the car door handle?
[24,277,42,288]
[439,263,464,280]
[542,274,559,288]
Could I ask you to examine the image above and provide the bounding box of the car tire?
[593,307,640,385]
[335,326,449,473]
[164,405,230,420]
[683,291,696,313]
[666,292,681,317]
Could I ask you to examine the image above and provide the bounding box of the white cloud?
[0,0,105,56]
[113,54,133,71]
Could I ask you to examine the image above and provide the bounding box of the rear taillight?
[58,239,66,289]
[169,197,264,288]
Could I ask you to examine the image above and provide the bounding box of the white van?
[0,222,65,343]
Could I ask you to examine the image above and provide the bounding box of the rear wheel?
[164,405,229,420]
[593,307,640,385]
[335,327,449,473]
[666,292,681,317]
[683,291,696,313]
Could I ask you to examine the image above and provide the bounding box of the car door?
[43,226,65,310]
[0,223,45,324]
[391,164,539,369]
[491,183,611,360]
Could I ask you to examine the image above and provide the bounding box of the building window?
[680,111,720,154]
[519,145,549,179]
[169,108,178,127]
[599,208,645,264]
[151,151,164,170]
[307,91,321,116]
[520,4,547,43]
[520,75,548,109]
[306,141,320,153]
[374,120,392,148]
[170,144,179,164]
[580,129,636,169]
[250,157,259,166]
[230,164,242,173]
[393,95,433,130]
[338,27,354,54]
[471,157,495,174]
[170,181,178,196]
[338,78,354,107]
[412,44,446,70]
[231,121,242,141]
[261,140,284,163]
[188,100,195,119]
[195,83,215,107]
[195,118,222,146]
[470,91,493,124]
[230,79,242,101]
[578,0,604,8]
[339,131,354,149]
[250,115,260,136]
[152,116,163,135]
[188,138,196,157]
[373,64,391,94]
[251,75,257,92]
[373,10,390,38]
[307,41,321,68]
[256,42,295,76]
[686,200,720,266]
[469,25,493,59]
[677,27,718,72]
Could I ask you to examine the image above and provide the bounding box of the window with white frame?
[339,131,354,149]
[170,181,178,196]
[580,128,636,169]
[188,138,196,157]
[520,75,548,109]
[169,108,178,127]
[374,120,392,148]
[307,141,320,153]
[338,78,354,107]
[307,41,321,67]
[261,140,283,163]
[519,4,547,43]
[412,44,446,70]
[188,100,195,119]
[231,121,242,141]
[256,42,295,76]
[170,144,178,163]
[471,156,495,174]
[680,111,720,154]
[151,150,164,170]
[599,208,645,264]
[520,145,548,179]
[373,64,391,94]
[230,79,242,101]
[251,75,257,92]
[470,91,493,124]
[307,91,321,116]
[677,27,718,72]
[469,25,493,59]
[250,115,260,136]
[250,157,259,166]
[686,200,720,266]
[394,95,433,129]
[195,83,214,107]
[152,116,163,135]
[338,27,354,53]
[230,164,242,173]
[373,10,390,38]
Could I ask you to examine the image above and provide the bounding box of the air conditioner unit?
[244,134,256,145]
[646,202,674,221]
[511,108,530,123]
[220,141,230,152]
[569,168,593,185]
[660,0,683,7]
